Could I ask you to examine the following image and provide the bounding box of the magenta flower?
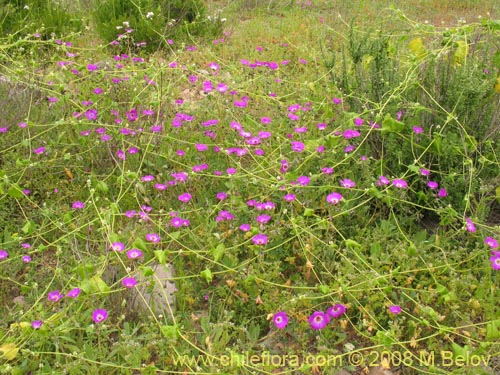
[22,255,31,263]
[332,98,342,104]
[284,193,296,202]
[85,109,98,121]
[308,311,330,330]
[326,192,343,204]
[343,129,361,139]
[291,141,305,152]
[92,309,108,323]
[66,288,81,298]
[0,250,9,260]
[272,311,289,329]
[296,176,310,186]
[327,304,346,319]
[353,117,364,126]
[178,193,192,203]
[389,305,402,315]
[195,144,208,152]
[127,249,143,259]
[239,224,251,232]
[392,179,408,189]
[33,147,46,155]
[485,237,499,249]
[122,277,137,288]
[216,192,227,200]
[413,126,424,134]
[321,167,334,174]
[427,181,439,189]
[377,175,390,186]
[256,214,271,224]
[31,320,43,329]
[141,175,155,182]
[72,201,85,209]
[465,217,476,233]
[340,178,355,188]
[252,234,268,245]
[437,188,448,198]
[48,290,63,302]
[490,253,500,270]
[145,233,160,242]
[420,168,430,176]
[216,210,234,221]
[111,242,125,252]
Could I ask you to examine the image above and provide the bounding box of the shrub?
[0,0,84,38]
[93,0,221,53]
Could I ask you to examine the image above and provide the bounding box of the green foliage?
[93,0,221,53]
[0,0,84,38]
[0,2,499,374]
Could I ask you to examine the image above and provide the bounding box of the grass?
[0,1,499,374]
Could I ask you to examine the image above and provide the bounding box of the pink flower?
[326,304,346,318]
[66,288,81,298]
[438,188,447,198]
[389,305,402,315]
[272,311,289,329]
[465,217,476,233]
[239,224,251,232]
[490,253,500,270]
[427,181,439,189]
[127,249,143,259]
[72,201,85,209]
[284,193,296,202]
[392,179,408,189]
[145,233,161,242]
[122,277,137,288]
[178,193,192,203]
[111,242,125,252]
[291,141,305,152]
[340,179,355,188]
[308,311,330,330]
[252,234,268,245]
[485,237,499,249]
[92,309,108,323]
[326,192,343,204]
[48,290,63,302]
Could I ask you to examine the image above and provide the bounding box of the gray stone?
[128,262,177,318]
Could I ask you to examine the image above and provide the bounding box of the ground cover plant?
[0,0,499,374]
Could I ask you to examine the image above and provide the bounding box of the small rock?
[128,262,176,318]
[367,366,394,375]
[13,296,26,306]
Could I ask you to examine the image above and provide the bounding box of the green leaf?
[317,285,331,294]
[132,237,148,252]
[7,184,24,198]
[161,324,179,341]
[486,320,500,340]
[345,239,361,248]
[154,250,167,265]
[381,114,405,134]
[496,186,500,204]
[408,37,427,59]
[211,243,225,262]
[21,220,36,234]
[96,181,109,193]
[303,208,314,217]
[453,40,468,66]
[200,268,213,283]
[79,275,109,294]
